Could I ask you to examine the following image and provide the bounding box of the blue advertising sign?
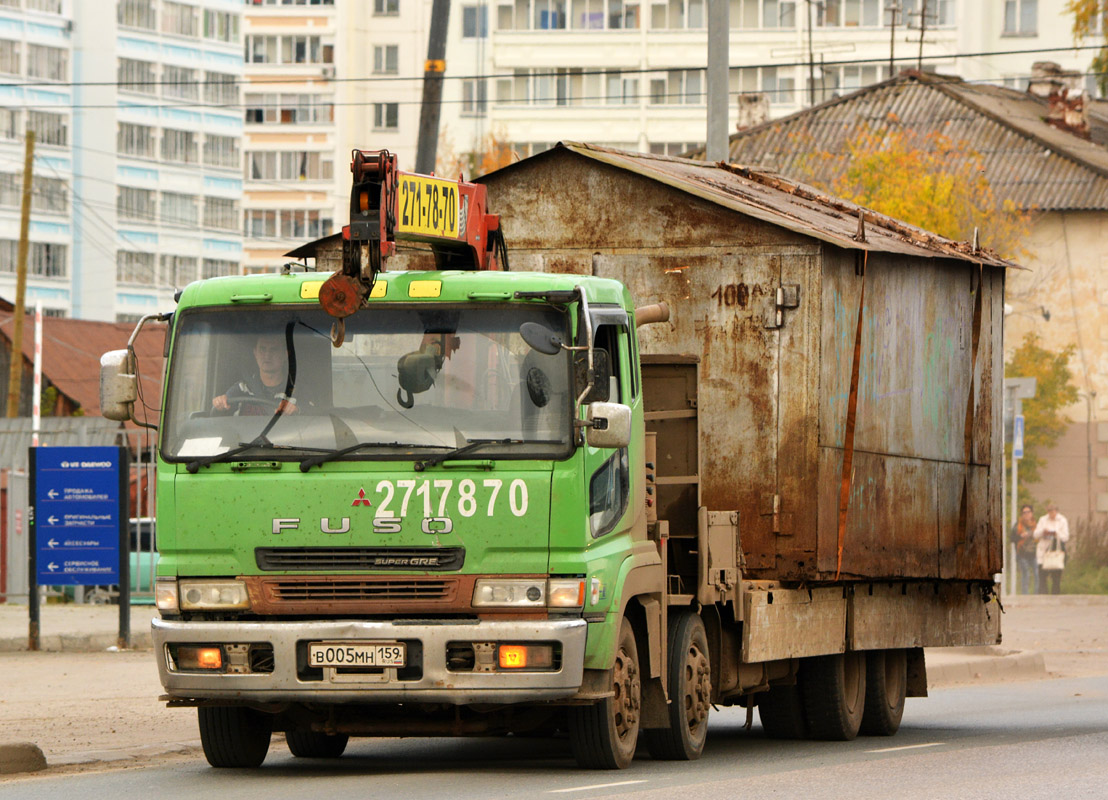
[1014,414,1025,460]
[32,446,124,585]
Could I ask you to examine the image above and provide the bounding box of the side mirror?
[520,321,563,355]
[100,349,137,422]
[574,349,611,403]
[585,401,631,449]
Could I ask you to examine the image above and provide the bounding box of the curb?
[0,742,46,775]
[926,646,1047,687]
[0,632,152,653]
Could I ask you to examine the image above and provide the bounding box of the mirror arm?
[573,288,595,408]
[125,312,169,431]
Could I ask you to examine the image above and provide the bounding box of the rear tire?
[568,617,641,769]
[286,730,349,758]
[800,652,866,741]
[758,682,808,739]
[860,649,907,736]
[643,611,711,760]
[198,706,272,768]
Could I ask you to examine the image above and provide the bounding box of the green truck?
[100,149,1006,770]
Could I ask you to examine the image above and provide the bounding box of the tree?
[435,126,516,180]
[1005,332,1079,508]
[794,122,1032,260]
[1066,0,1108,95]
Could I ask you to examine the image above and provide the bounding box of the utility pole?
[705,0,729,162]
[415,0,451,174]
[886,1,899,77]
[806,0,816,106]
[7,129,34,418]
[916,0,928,70]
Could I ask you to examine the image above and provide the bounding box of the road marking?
[549,780,648,793]
[867,742,944,754]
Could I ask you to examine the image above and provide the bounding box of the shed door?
[593,250,800,574]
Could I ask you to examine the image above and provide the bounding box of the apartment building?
[242,0,338,274]
[442,0,1092,162]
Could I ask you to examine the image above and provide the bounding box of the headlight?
[178,579,251,611]
[472,578,584,609]
[155,577,179,613]
[472,579,545,608]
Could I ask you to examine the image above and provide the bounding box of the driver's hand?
[212,394,230,411]
[277,398,299,415]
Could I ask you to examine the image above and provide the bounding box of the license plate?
[309,642,405,668]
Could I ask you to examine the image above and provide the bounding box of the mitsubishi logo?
[351,488,372,507]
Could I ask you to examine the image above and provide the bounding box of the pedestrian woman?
[1010,504,1038,594]
[1033,503,1070,595]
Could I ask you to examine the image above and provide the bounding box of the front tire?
[643,611,712,760]
[286,730,349,758]
[198,706,272,768]
[568,617,641,769]
[860,649,907,736]
[800,651,866,741]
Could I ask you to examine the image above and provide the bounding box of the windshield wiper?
[415,437,562,470]
[185,436,324,473]
[299,441,443,472]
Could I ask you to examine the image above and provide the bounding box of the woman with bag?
[1034,503,1070,595]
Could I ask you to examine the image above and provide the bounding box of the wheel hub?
[612,644,641,738]
[684,643,711,731]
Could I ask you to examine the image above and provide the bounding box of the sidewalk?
[2,594,1104,776]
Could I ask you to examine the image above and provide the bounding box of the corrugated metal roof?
[706,72,1108,213]
[553,142,1017,268]
[0,313,166,418]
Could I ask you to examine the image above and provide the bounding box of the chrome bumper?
[153,616,587,705]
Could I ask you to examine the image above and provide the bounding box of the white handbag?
[1042,542,1065,571]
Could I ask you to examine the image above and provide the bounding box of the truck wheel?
[568,617,641,769]
[643,611,711,760]
[800,652,866,740]
[758,683,808,739]
[286,730,349,758]
[860,649,907,736]
[198,706,272,768]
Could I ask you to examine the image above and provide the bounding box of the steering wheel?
[227,396,285,416]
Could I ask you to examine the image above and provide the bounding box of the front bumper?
[153,616,588,705]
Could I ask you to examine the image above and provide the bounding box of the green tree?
[1066,0,1108,95]
[1004,333,1079,509]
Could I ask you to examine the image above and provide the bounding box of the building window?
[279,208,332,239]
[1003,0,1035,34]
[26,0,63,12]
[374,102,398,129]
[282,151,332,180]
[203,134,240,168]
[118,186,157,222]
[118,122,156,158]
[204,71,238,105]
[162,1,199,37]
[117,251,156,285]
[245,208,276,239]
[373,44,398,74]
[606,70,637,104]
[27,111,67,146]
[0,109,18,140]
[204,197,239,231]
[761,66,795,105]
[163,65,199,101]
[26,44,66,81]
[463,5,488,36]
[246,151,276,180]
[202,258,238,279]
[203,9,239,42]
[0,174,67,214]
[535,0,567,28]
[649,69,702,104]
[648,0,704,28]
[374,0,399,15]
[0,40,20,76]
[161,192,198,226]
[118,58,157,95]
[161,129,198,164]
[732,0,796,28]
[245,35,334,64]
[248,0,334,4]
[118,0,156,30]
[462,79,487,115]
[0,240,67,277]
[900,0,954,27]
[159,254,198,286]
[244,93,333,124]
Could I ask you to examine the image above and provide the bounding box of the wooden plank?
[742,586,846,662]
[850,582,1001,649]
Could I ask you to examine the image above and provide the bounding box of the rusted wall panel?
[850,583,1001,649]
[742,586,847,662]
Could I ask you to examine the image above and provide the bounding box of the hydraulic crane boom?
[318,149,506,339]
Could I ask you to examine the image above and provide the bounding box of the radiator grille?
[256,547,465,572]
[268,578,455,602]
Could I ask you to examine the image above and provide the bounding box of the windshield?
[162,303,573,463]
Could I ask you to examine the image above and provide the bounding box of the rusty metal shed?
[478,142,1014,583]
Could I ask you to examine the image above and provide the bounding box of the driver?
[212,334,303,415]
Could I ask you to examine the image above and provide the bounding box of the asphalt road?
[2,675,1104,800]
